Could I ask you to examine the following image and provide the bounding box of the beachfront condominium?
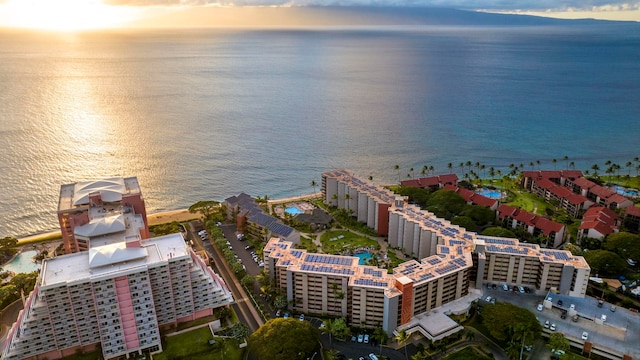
[57,177,150,254]
[282,170,591,335]
[3,178,234,360]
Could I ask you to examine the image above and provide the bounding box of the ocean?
[0,24,639,238]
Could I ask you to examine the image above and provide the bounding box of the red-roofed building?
[588,185,615,204]
[400,174,458,190]
[561,194,593,218]
[604,193,633,209]
[624,206,640,232]
[566,177,596,196]
[521,170,582,190]
[577,206,619,241]
[446,186,499,210]
[497,205,566,247]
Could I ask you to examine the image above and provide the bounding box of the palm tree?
[395,329,411,360]
[310,180,318,196]
[563,155,569,169]
[569,161,575,169]
[634,157,640,176]
[489,167,495,184]
[344,193,351,213]
[409,167,415,178]
[447,162,453,174]
[626,161,633,177]
[368,175,374,184]
[331,193,338,207]
[465,161,472,173]
[551,158,557,169]
[421,165,428,177]
[429,165,434,175]
[394,164,400,183]
[536,159,541,170]
[321,319,335,346]
[529,161,534,170]
[459,162,465,175]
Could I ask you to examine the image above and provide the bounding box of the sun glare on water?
[3,0,136,31]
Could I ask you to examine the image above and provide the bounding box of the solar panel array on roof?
[280,260,291,266]
[304,254,353,266]
[541,250,570,261]
[419,273,435,281]
[275,243,288,249]
[300,264,355,275]
[464,233,474,240]
[484,238,517,245]
[363,268,383,277]
[435,263,461,275]
[448,240,465,246]
[453,258,467,267]
[426,257,441,265]
[486,245,529,255]
[290,250,304,258]
[439,246,450,254]
[457,247,463,255]
[353,278,388,287]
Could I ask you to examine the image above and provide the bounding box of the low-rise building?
[577,206,619,241]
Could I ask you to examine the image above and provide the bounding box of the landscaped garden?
[153,326,245,360]
[319,229,379,255]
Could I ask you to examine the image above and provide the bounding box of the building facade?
[57,177,150,254]
[258,170,591,337]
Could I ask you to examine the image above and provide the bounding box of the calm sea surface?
[1,25,639,238]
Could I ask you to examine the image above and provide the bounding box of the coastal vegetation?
[248,318,319,360]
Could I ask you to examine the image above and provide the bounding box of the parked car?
[502,283,509,291]
[364,334,369,343]
[518,286,525,294]
[550,323,556,331]
[582,331,589,340]
[284,312,290,319]
[561,310,567,319]
[557,299,563,306]
[485,296,492,302]
[299,314,305,321]
[544,320,550,329]
[357,334,364,343]
[537,304,543,312]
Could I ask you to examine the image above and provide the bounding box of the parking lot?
[483,285,640,359]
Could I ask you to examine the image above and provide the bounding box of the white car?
[485,296,492,302]
[581,331,589,340]
[537,304,543,312]
[550,323,556,331]
[544,320,550,329]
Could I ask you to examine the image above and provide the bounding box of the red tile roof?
[625,206,640,218]
[590,185,615,199]
[534,217,564,235]
[579,220,614,236]
[549,185,574,199]
[581,206,618,236]
[513,210,536,226]
[565,194,590,205]
[604,193,632,206]
[572,177,596,189]
[471,194,498,208]
[438,174,459,184]
[561,170,583,179]
[534,178,557,190]
[497,204,518,219]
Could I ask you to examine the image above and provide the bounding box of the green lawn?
[441,346,492,360]
[320,230,379,254]
[153,327,245,360]
[505,190,548,215]
[298,235,319,252]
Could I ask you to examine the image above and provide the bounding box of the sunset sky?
[0,0,638,30]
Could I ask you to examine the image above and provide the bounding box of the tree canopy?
[248,318,319,360]
[583,249,627,276]
[188,200,220,220]
[481,302,542,343]
[427,190,466,217]
[460,205,495,226]
[451,216,477,231]
[481,227,517,238]
[604,232,640,261]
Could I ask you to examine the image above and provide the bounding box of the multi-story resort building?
[57,177,150,254]
[262,170,590,337]
[2,178,234,360]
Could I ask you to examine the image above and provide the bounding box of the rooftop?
[58,176,142,212]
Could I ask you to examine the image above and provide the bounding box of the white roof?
[74,214,126,238]
[88,242,148,268]
[72,178,127,206]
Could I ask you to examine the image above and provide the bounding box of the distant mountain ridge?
[120,5,640,28]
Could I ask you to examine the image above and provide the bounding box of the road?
[187,222,264,333]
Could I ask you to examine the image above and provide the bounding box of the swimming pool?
[3,250,39,274]
[353,252,374,265]
[285,206,303,215]
[614,186,639,197]
[476,188,503,199]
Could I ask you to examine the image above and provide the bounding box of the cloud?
[102,0,640,9]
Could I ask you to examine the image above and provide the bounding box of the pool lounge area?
[2,250,39,274]
[475,187,505,200]
[613,185,639,198]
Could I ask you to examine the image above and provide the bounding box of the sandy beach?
[17,209,199,244]
[16,194,321,244]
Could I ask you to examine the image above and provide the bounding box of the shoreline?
[16,194,320,245]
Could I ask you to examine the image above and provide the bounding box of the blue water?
[354,252,373,265]
[0,25,639,238]
[285,207,303,215]
[614,186,639,197]
[2,251,40,274]
[476,188,503,199]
